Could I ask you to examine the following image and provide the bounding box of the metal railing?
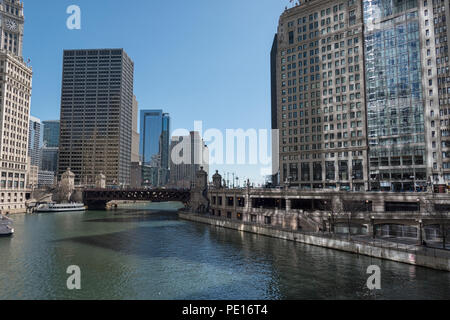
[185,213,450,259]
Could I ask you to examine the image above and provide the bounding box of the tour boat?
[35,202,86,213]
[0,215,14,236]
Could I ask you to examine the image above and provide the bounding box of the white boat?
[0,215,14,236]
[35,202,86,213]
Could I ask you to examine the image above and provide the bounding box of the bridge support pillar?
[85,201,108,211]
[286,199,291,212]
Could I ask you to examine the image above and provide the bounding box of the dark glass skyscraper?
[58,49,134,186]
[42,120,60,148]
[139,110,170,186]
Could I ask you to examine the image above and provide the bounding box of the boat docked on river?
[35,202,86,213]
[0,215,14,236]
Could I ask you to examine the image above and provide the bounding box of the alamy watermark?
[66,265,81,290]
[171,121,279,176]
[66,5,81,30]
[366,265,381,290]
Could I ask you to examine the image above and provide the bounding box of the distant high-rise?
[40,147,58,172]
[42,120,60,148]
[28,116,41,168]
[169,132,209,189]
[131,96,140,163]
[58,49,134,186]
[139,110,170,186]
[0,0,32,213]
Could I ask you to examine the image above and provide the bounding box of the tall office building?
[139,110,170,187]
[38,170,55,188]
[363,0,428,192]
[28,116,41,167]
[273,0,368,191]
[0,0,32,213]
[41,120,59,178]
[429,0,450,185]
[58,49,134,186]
[42,120,60,148]
[131,96,140,163]
[272,0,450,192]
[40,147,58,172]
[169,132,209,189]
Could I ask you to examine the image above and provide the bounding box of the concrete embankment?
[178,212,450,272]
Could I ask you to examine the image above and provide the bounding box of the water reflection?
[0,205,449,300]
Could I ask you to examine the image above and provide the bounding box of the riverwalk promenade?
[179,212,450,272]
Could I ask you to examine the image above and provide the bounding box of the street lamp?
[328,213,333,234]
[371,216,376,239]
[418,219,424,246]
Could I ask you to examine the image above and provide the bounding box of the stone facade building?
[273,0,368,191]
[169,132,209,189]
[272,0,450,192]
[0,0,32,213]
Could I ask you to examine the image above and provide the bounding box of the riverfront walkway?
[179,212,450,271]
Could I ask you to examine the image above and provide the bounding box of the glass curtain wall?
[363,0,426,192]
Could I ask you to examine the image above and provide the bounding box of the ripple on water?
[1,207,450,300]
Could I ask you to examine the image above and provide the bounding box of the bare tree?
[333,193,370,241]
[423,198,449,249]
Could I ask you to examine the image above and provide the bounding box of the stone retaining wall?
[178,212,450,272]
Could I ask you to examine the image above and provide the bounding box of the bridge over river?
[83,188,192,210]
[82,168,210,211]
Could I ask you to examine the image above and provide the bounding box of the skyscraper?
[273,0,368,191]
[41,120,59,178]
[40,147,58,172]
[139,110,170,187]
[58,49,134,186]
[131,96,140,163]
[169,132,209,189]
[428,0,450,186]
[42,120,60,148]
[0,0,32,213]
[273,0,450,192]
[28,116,41,167]
[363,0,427,192]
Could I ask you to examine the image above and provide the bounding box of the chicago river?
[0,203,449,300]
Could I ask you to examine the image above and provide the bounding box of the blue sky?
[23,0,288,185]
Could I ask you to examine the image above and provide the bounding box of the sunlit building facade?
[273,0,450,192]
[0,0,32,213]
[273,0,368,191]
[364,0,427,191]
[58,49,134,186]
[169,132,209,189]
[28,115,41,168]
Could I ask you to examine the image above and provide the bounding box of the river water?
[0,203,449,300]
